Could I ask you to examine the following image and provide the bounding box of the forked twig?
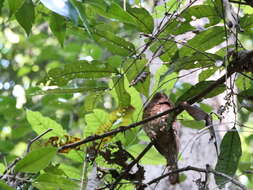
[26,128,53,154]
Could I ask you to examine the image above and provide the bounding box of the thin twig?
[1,129,53,181]
[26,128,53,154]
[0,158,20,179]
[109,142,154,189]
[2,174,32,183]
[143,165,247,190]
[239,72,253,81]
[229,0,249,5]
[112,0,198,91]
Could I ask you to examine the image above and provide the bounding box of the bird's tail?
[167,163,179,184]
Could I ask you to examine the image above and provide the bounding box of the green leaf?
[154,0,179,18]
[86,1,135,24]
[93,29,136,56]
[120,127,139,147]
[47,60,117,86]
[63,150,83,163]
[7,0,25,16]
[179,26,225,56]
[0,96,22,121]
[69,0,92,38]
[172,52,222,71]
[235,75,253,91]
[158,5,220,37]
[30,86,107,95]
[0,0,5,15]
[150,41,178,62]
[0,181,15,190]
[105,1,135,23]
[107,55,122,69]
[127,8,154,33]
[212,0,223,18]
[129,144,166,165]
[180,120,205,129]
[84,92,101,112]
[84,109,108,137]
[15,0,35,35]
[40,0,78,23]
[113,77,131,107]
[181,5,220,27]
[49,12,66,46]
[15,147,57,173]
[44,164,65,176]
[85,107,133,146]
[124,79,143,122]
[237,89,253,111]
[17,66,31,76]
[240,14,253,35]
[153,65,178,93]
[198,67,217,81]
[40,94,73,110]
[0,163,5,174]
[86,1,153,33]
[26,110,66,138]
[215,128,242,188]
[59,164,81,179]
[33,173,79,190]
[0,140,14,153]
[67,23,88,39]
[160,20,194,36]
[176,81,226,104]
[199,103,213,113]
[123,58,150,97]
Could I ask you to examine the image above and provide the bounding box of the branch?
[142,165,247,190]
[26,128,53,154]
[59,50,253,152]
[0,158,20,180]
[0,129,54,185]
[2,174,32,183]
[229,0,252,6]
[58,107,177,152]
[180,102,219,155]
[59,72,231,152]
[59,74,230,152]
[109,142,154,190]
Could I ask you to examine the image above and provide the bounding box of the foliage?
[0,0,252,189]
[215,128,242,188]
[15,147,58,173]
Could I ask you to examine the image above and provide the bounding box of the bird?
[143,92,180,184]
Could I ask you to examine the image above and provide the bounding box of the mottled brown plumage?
[143,93,180,184]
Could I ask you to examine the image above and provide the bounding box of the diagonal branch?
[109,142,154,190]
[58,107,177,152]
[59,50,253,152]
[59,72,232,152]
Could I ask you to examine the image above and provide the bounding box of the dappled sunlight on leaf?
[46,135,81,153]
